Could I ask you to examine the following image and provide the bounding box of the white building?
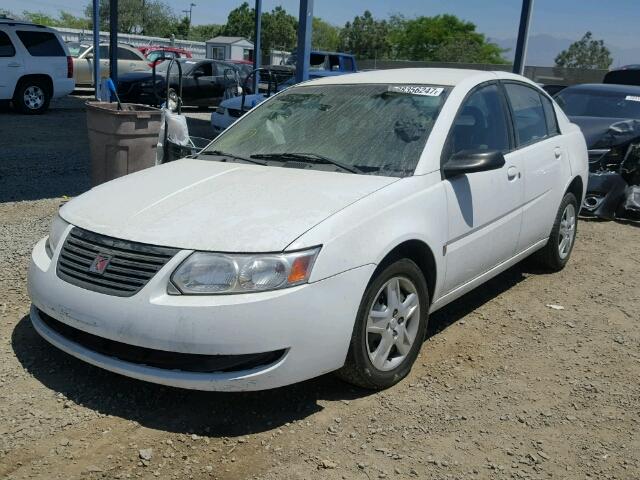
[205,36,254,62]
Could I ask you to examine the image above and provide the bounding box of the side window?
[118,47,141,60]
[98,46,109,58]
[16,31,65,56]
[446,84,511,159]
[0,32,16,57]
[504,83,548,146]
[328,55,340,71]
[193,62,212,76]
[540,94,560,136]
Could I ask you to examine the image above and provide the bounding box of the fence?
[54,27,207,58]
[358,59,608,86]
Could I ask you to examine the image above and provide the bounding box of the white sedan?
[28,69,588,391]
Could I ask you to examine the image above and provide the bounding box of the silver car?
[73,43,150,87]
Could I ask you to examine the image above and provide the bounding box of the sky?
[2,0,638,47]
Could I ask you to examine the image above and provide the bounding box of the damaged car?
[28,69,587,392]
[555,83,640,219]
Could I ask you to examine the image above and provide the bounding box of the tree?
[59,11,91,29]
[223,2,297,53]
[261,6,297,52]
[555,32,613,69]
[339,11,391,59]
[388,14,506,63]
[188,24,223,42]
[84,0,179,37]
[22,11,60,26]
[312,17,340,52]
[221,2,254,39]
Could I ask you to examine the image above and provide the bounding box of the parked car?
[603,65,640,87]
[73,43,150,87]
[117,58,242,108]
[0,18,75,113]
[28,69,587,392]
[283,50,357,77]
[554,83,640,219]
[137,45,192,67]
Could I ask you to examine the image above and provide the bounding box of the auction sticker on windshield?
[389,86,444,96]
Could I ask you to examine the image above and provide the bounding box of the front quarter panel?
[287,173,447,301]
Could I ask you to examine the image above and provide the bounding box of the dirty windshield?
[205,83,449,177]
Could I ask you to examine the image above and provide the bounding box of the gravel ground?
[1,96,639,480]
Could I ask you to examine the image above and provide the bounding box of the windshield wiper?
[198,150,267,166]
[250,152,363,174]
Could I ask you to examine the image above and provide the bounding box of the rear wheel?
[13,79,50,114]
[336,259,429,390]
[532,192,578,271]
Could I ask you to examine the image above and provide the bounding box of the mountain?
[492,34,640,68]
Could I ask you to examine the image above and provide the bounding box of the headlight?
[45,213,69,258]
[215,106,225,115]
[170,247,320,295]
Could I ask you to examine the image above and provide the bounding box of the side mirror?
[442,150,506,179]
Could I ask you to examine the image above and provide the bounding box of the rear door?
[442,82,524,293]
[117,46,148,73]
[15,28,67,82]
[502,82,570,251]
[0,30,22,99]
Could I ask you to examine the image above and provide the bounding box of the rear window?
[16,30,65,57]
[118,47,141,61]
[0,31,15,57]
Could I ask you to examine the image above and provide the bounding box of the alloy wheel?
[558,203,576,260]
[23,86,45,110]
[366,276,421,371]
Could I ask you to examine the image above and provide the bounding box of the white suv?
[0,18,75,114]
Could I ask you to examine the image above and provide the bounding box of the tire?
[13,79,51,114]
[532,192,578,272]
[336,258,429,390]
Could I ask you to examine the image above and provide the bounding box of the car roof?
[561,83,640,94]
[303,68,520,87]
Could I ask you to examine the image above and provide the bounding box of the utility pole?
[182,3,196,24]
[513,0,534,75]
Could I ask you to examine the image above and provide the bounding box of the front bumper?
[28,236,374,391]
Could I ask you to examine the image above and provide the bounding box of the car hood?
[60,159,398,252]
[569,115,640,148]
[118,71,157,83]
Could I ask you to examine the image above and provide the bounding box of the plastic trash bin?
[86,102,163,186]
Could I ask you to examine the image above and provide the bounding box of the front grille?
[38,310,285,373]
[57,227,179,297]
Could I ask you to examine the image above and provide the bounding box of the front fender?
[287,172,448,300]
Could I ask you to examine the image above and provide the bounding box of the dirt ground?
[1,96,639,480]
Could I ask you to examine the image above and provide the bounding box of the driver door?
[442,82,525,293]
[189,61,219,105]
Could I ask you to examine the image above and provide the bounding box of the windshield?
[205,83,448,177]
[556,89,640,119]
[67,42,89,57]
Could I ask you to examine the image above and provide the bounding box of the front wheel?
[532,192,578,272]
[336,259,429,390]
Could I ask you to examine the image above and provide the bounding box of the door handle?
[8,62,21,67]
[554,147,562,159]
[507,166,519,180]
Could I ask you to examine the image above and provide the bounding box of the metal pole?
[109,0,118,86]
[512,0,533,75]
[253,0,262,93]
[295,0,313,83]
[92,0,100,99]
